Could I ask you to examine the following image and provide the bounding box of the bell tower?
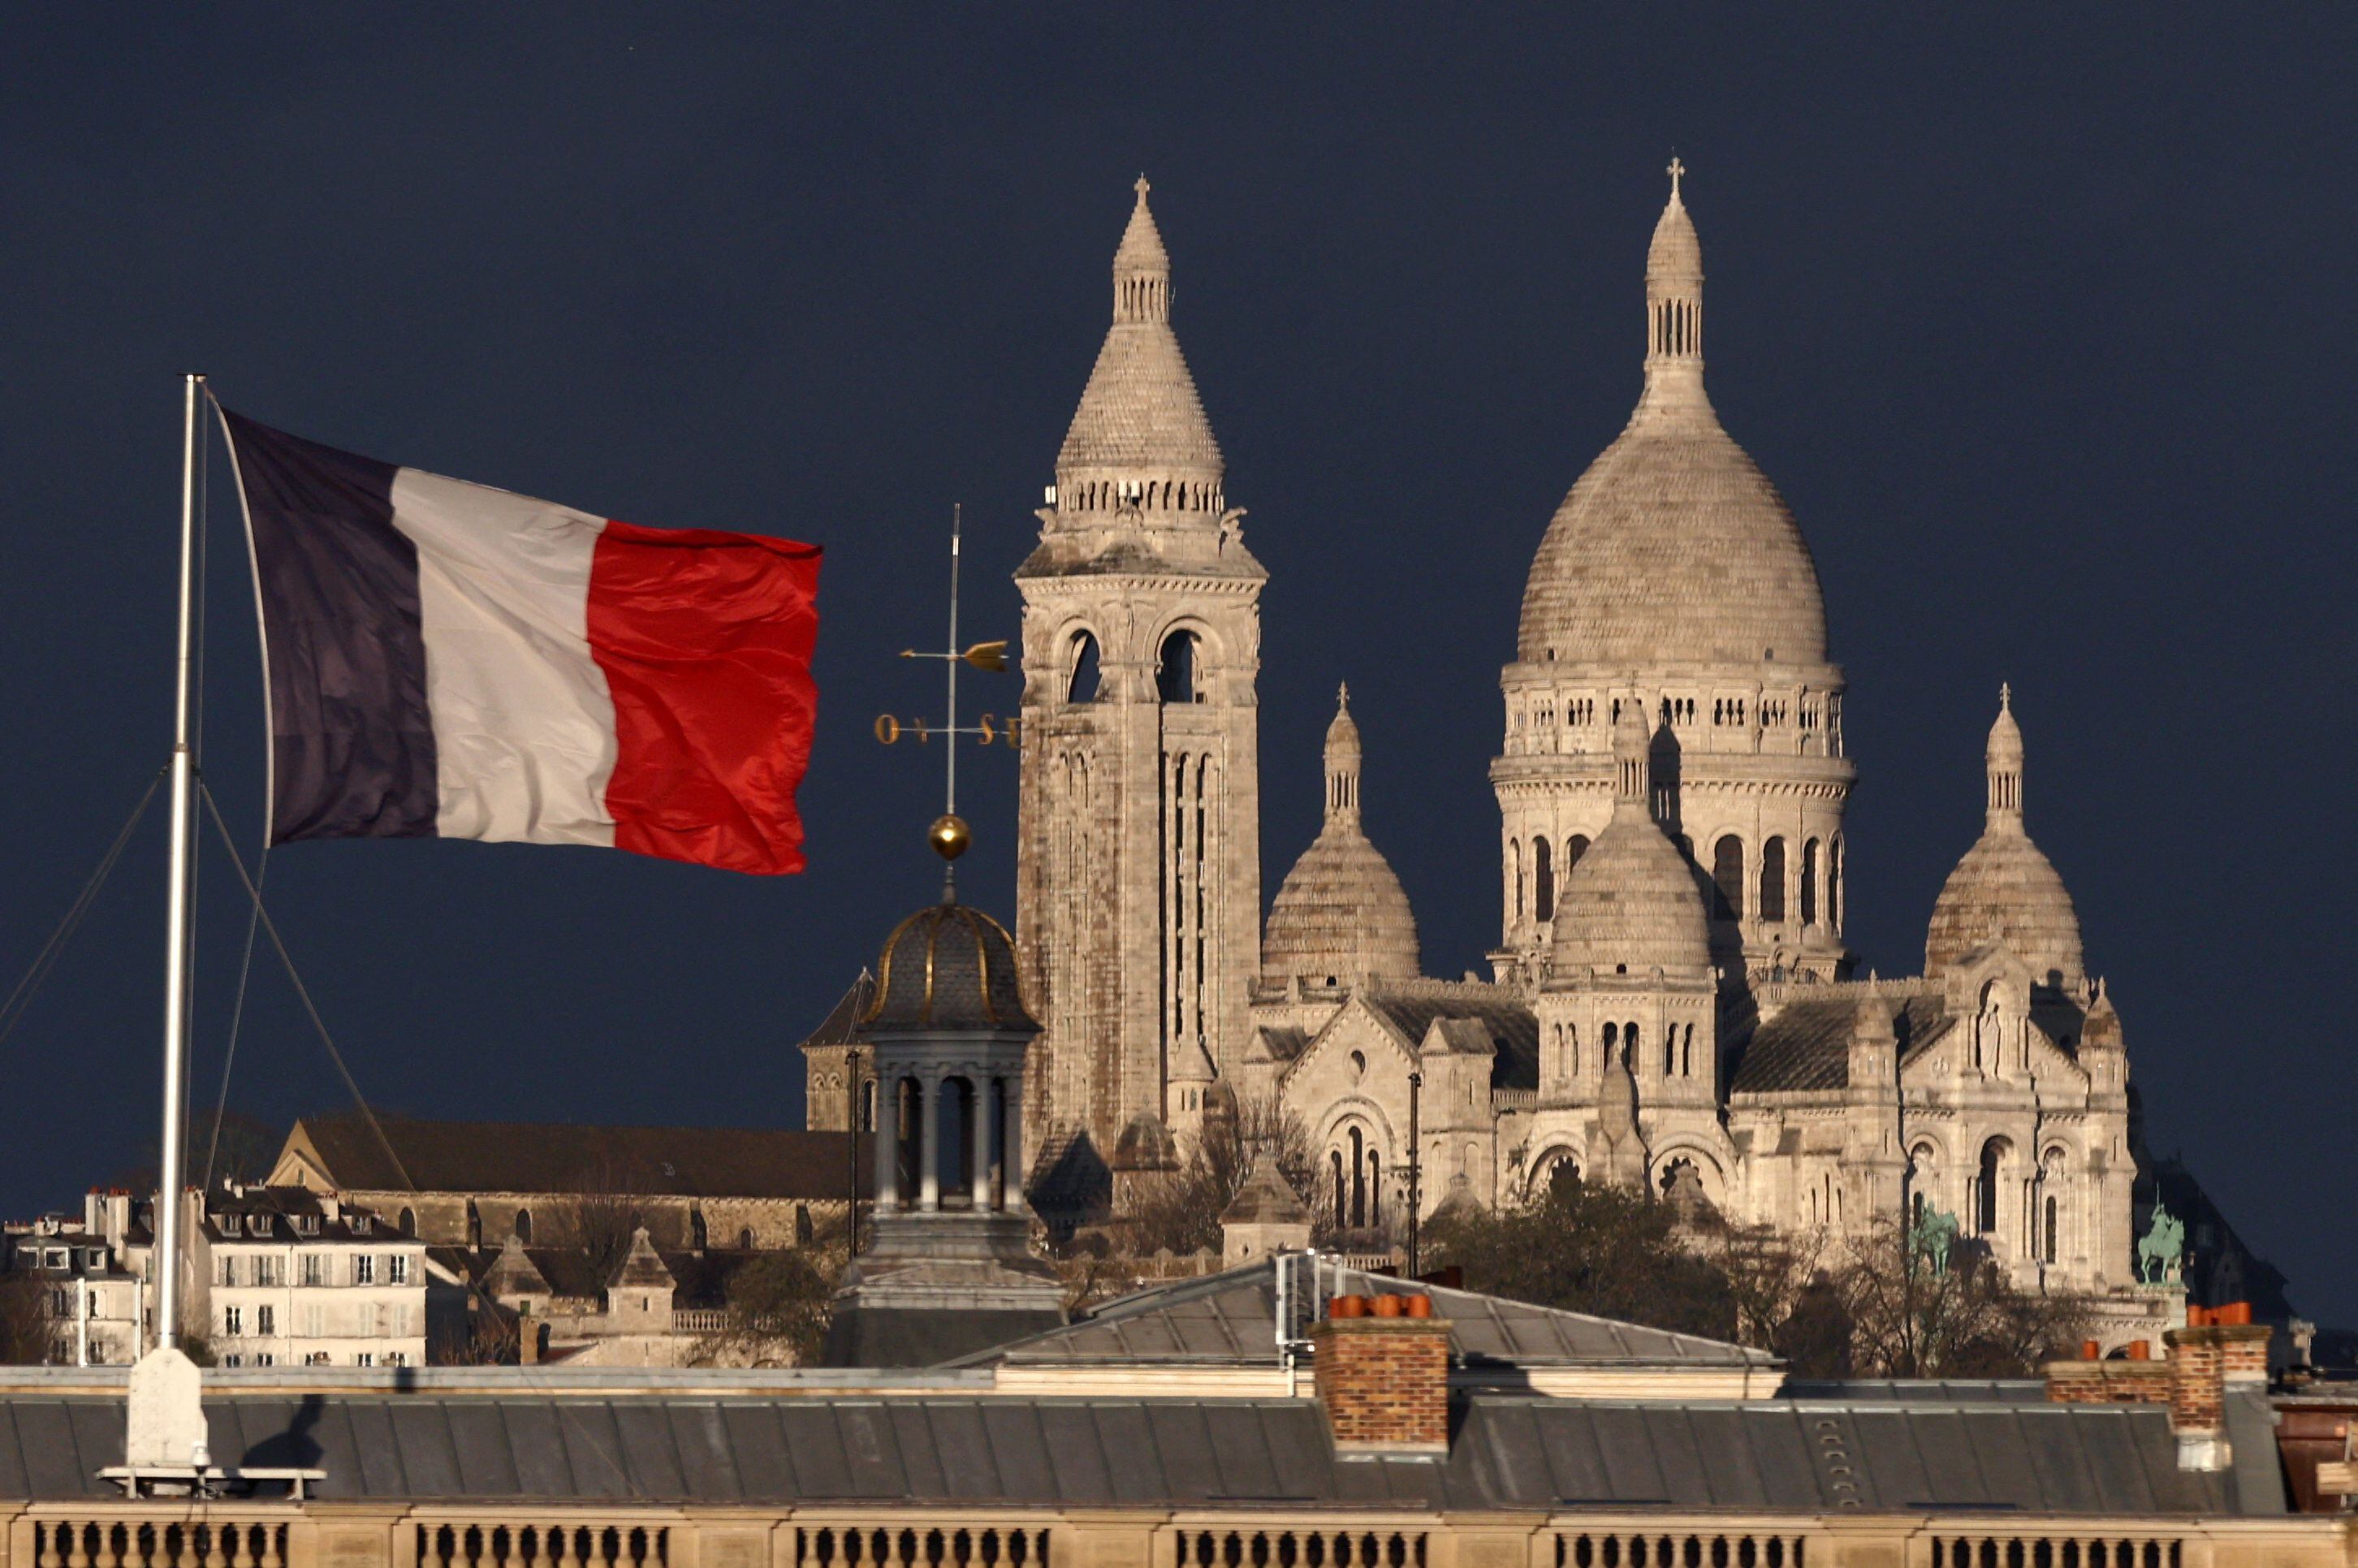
[1014,179,1266,1215]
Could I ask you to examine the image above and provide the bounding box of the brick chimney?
[1309,1295,1451,1454]
[2162,1322,2270,1471]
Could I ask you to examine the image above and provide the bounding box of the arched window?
[465,1202,482,1251]
[1067,631,1102,703]
[1622,1022,1639,1071]
[1976,1138,2005,1236]
[737,1226,754,1250]
[1511,840,1525,920]
[1759,836,1786,922]
[1712,836,1744,920]
[396,1207,416,1236]
[795,1204,814,1246]
[1347,1127,1367,1229]
[2043,1195,2058,1264]
[1601,1021,1617,1067]
[1156,630,1198,704]
[1564,834,1590,876]
[1329,1150,1345,1229]
[1566,1022,1578,1077]
[1664,1030,1677,1076]
[1681,1024,1694,1078]
[1533,837,1555,922]
[1800,839,1821,926]
[689,1207,707,1250]
[513,1208,532,1244]
[1829,836,1843,931]
[1367,1151,1382,1227]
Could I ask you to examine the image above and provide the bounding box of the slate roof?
[953,1260,1777,1370]
[1360,991,1540,1093]
[794,972,874,1053]
[0,1389,2251,1514]
[1728,996,1949,1095]
[289,1114,857,1202]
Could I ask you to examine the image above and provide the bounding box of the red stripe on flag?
[585,521,823,875]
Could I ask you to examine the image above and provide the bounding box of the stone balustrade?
[1,1507,2347,1568]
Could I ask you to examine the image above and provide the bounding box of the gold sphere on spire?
[929,813,972,862]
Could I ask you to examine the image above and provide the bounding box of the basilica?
[817,167,2157,1320]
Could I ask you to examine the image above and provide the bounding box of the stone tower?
[1014,179,1266,1212]
[1496,161,1854,985]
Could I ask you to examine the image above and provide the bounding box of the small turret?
[1642,158,1706,412]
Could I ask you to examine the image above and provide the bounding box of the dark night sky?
[2,13,2352,1323]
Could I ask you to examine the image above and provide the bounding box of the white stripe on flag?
[389,468,620,847]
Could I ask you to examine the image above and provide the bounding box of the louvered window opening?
[417,1524,667,1568]
[33,1522,289,1568]
[1176,1530,1426,1568]
[1557,1532,1803,1568]
[794,1527,1048,1568]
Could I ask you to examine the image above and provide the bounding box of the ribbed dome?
[1924,687,2084,988]
[1549,810,1713,976]
[1925,834,2085,989]
[1263,686,1420,988]
[1263,832,1422,987]
[1055,179,1224,481]
[865,903,1039,1033]
[1518,166,1829,670]
[1548,703,1712,977]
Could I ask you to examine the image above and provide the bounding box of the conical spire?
[1984,683,2025,832]
[1112,176,1171,323]
[1052,178,1224,510]
[1641,158,1707,412]
[1324,684,1362,827]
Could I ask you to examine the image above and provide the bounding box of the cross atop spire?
[1337,680,1350,707]
[1134,174,1151,198]
[1667,156,1686,197]
[1999,680,2012,712]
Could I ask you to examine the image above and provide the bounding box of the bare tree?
[1827,1220,2092,1377]
[1423,1168,1738,1340]
[1122,1094,1314,1258]
[699,1221,849,1367]
[0,1276,53,1366]
[557,1160,654,1281]
[434,1302,520,1366]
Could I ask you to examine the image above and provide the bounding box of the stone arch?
[1533,836,1556,922]
[1065,625,1102,703]
[1648,1141,1727,1203]
[1712,835,1744,920]
[1800,838,1821,926]
[1975,1134,2015,1237]
[1529,1144,1582,1198]
[1759,836,1787,922]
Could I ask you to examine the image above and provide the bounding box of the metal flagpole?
[153,372,204,1354]
[942,504,961,900]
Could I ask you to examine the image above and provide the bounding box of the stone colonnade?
[870,1070,1025,1216]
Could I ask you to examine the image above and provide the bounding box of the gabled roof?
[951,1259,1775,1370]
[277,1114,861,1202]
[1358,990,1540,1091]
[1729,994,1949,1095]
[794,971,874,1054]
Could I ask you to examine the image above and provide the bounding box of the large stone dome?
[1924,687,2085,989]
[865,902,1039,1033]
[1263,688,1420,988]
[1517,175,1828,670]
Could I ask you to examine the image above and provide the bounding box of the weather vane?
[876,503,1019,897]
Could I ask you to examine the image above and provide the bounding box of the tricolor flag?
[218,412,822,875]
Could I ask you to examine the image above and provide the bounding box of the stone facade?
[1013,179,1265,1212]
[981,167,2160,1328]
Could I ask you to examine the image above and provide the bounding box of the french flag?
[219,411,822,875]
